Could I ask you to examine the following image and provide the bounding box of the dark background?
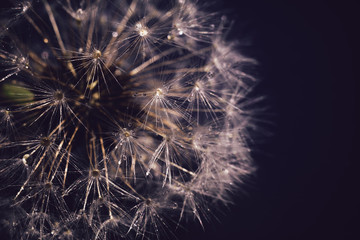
[0,0,358,239]
[180,0,358,239]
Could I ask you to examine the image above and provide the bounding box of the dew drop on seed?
[76,8,84,17]
[41,51,49,60]
[115,69,122,76]
[22,2,30,13]
[135,23,142,30]
[139,28,148,37]
[22,154,30,159]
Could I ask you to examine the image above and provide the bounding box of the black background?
[0,0,358,240]
[180,0,358,239]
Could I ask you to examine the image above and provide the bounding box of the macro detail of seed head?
[0,0,258,239]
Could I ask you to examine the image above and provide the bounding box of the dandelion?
[0,0,259,239]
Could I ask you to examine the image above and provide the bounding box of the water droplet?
[76,8,84,17]
[41,51,49,60]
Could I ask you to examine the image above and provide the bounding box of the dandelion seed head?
[0,0,260,238]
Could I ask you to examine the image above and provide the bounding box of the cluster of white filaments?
[0,0,257,239]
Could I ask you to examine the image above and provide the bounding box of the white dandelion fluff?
[0,0,258,239]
